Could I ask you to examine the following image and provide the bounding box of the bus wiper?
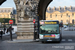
[49,32,58,34]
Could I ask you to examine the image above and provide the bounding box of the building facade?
[46,6,75,24]
[0,7,17,24]
[0,7,16,18]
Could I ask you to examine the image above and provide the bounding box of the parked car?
[63,25,68,28]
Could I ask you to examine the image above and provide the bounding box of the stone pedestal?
[16,18,34,39]
[16,32,34,39]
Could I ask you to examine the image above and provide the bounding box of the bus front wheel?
[58,34,62,43]
[42,41,45,43]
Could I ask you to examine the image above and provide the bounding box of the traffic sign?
[9,20,13,24]
[33,19,35,23]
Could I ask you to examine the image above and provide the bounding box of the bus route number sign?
[45,22,57,24]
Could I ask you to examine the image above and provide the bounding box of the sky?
[0,0,75,9]
[0,0,16,9]
[48,0,75,8]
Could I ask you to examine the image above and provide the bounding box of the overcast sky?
[0,0,75,9]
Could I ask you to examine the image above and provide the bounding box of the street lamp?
[3,18,5,34]
[10,12,13,41]
[10,12,13,23]
[68,15,70,30]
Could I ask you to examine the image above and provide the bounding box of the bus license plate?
[44,35,51,37]
[44,35,55,37]
[47,40,52,41]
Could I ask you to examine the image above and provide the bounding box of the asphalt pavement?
[0,27,75,50]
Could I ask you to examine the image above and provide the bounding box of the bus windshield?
[40,24,59,34]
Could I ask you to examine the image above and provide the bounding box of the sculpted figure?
[14,0,39,21]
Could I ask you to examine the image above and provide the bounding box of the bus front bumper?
[39,38,60,42]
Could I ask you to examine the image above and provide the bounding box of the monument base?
[16,32,34,39]
[16,19,34,39]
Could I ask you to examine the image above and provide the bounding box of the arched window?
[72,13,74,17]
[72,19,74,24]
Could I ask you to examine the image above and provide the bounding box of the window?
[50,14,52,18]
[40,24,59,34]
[66,20,68,22]
[66,13,68,17]
[66,20,69,23]
[72,19,74,24]
[0,14,1,16]
[4,15,5,17]
[3,10,4,12]
[72,13,74,17]
[5,10,7,12]
[66,20,69,24]
[8,10,10,12]
[55,14,57,17]
[1,10,3,12]
[8,15,9,16]
[61,14,63,18]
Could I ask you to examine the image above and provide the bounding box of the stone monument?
[14,0,39,39]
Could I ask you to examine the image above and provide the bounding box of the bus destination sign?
[45,22,57,24]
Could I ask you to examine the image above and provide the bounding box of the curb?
[4,39,39,43]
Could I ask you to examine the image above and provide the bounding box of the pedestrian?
[4,28,6,31]
[0,30,3,40]
[6,28,9,33]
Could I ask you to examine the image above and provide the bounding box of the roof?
[46,6,75,13]
[0,7,14,9]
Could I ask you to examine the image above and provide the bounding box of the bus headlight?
[55,34,60,39]
[39,34,43,39]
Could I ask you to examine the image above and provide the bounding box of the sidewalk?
[1,26,40,43]
[0,26,17,36]
[1,34,39,43]
[4,39,39,43]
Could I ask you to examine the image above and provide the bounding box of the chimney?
[47,7,50,11]
[64,6,66,10]
[70,6,72,10]
[53,6,56,11]
[59,6,61,11]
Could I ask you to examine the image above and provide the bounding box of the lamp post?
[10,12,13,41]
[3,18,5,34]
[68,15,70,30]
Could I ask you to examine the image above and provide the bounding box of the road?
[62,27,75,43]
[0,27,75,50]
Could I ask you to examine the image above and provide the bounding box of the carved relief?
[14,0,39,22]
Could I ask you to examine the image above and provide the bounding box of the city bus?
[39,20,62,43]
